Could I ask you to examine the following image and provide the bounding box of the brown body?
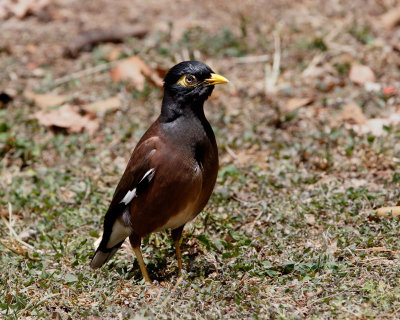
[118,120,218,238]
[90,61,228,282]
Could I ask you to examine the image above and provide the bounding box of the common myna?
[90,61,229,283]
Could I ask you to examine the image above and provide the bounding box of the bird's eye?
[177,74,197,87]
[185,75,196,84]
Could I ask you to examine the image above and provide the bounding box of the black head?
[163,61,228,105]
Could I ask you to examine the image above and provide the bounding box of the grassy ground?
[1,0,400,319]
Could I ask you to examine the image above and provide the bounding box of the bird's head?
[163,61,229,105]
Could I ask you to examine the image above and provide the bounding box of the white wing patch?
[120,188,136,205]
[119,168,155,205]
[140,168,155,183]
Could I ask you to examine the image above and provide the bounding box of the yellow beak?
[204,73,229,86]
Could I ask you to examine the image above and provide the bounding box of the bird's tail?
[90,207,132,269]
[90,241,124,269]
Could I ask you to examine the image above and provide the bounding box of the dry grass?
[1,0,400,319]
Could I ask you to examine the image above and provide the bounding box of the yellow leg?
[132,246,151,283]
[172,226,184,274]
[174,238,183,273]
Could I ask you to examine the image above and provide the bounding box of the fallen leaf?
[110,56,162,90]
[229,145,269,171]
[31,68,45,78]
[83,97,122,115]
[0,208,8,217]
[379,6,400,29]
[105,45,122,62]
[353,113,400,136]
[349,64,375,85]
[332,52,354,65]
[334,103,366,125]
[223,233,235,243]
[25,43,38,54]
[110,56,150,90]
[19,229,37,241]
[24,90,67,108]
[0,0,50,19]
[59,187,75,202]
[382,86,396,96]
[364,82,381,92]
[286,97,313,112]
[376,206,400,218]
[34,104,99,134]
[304,214,316,225]
[155,65,169,79]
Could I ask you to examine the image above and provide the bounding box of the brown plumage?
[90,61,228,282]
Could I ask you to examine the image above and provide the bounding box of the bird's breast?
[154,201,199,231]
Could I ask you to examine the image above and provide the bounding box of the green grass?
[2,3,400,318]
[2,98,400,318]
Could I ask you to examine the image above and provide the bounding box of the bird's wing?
[109,136,160,208]
[90,136,160,268]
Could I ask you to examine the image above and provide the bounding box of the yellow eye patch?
[177,74,198,87]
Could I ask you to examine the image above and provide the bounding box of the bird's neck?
[159,91,206,123]
[158,91,216,152]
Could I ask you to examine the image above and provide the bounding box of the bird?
[90,61,229,283]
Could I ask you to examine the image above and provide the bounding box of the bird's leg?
[171,225,185,274]
[129,234,151,283]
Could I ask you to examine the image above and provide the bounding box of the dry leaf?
[335,103,367,125]
[110,56,150,90]
[332,52,354,65]
[19,229,37,241]
[230,145,269,171]
[379,7,400,29]
[110,56,162,90]
[286,98,313,112]
[34,104,99,135]
[364,82,381,92]
[0,208,9,217]
[155,66,169,79]
[304,214,316,225]
[349,64,375,85]
[83,97,122,115]
[0,0,49,19]
[353,113,400,136]
[382,86,396,96]
[376,206,400,218]
[24,90,67,108]
[106,45,122,62]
